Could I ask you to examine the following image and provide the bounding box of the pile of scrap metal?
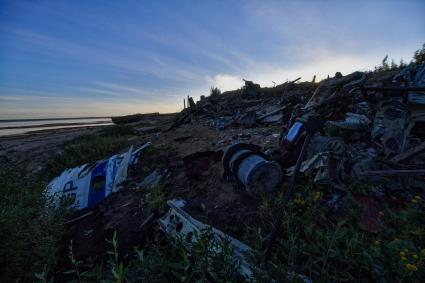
[215,63,425,258]
[169,77,316,131]
[277,63,425,189]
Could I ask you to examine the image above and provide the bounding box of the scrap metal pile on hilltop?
[47,62,425,280]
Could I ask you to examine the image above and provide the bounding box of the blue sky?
[0,0,424,119]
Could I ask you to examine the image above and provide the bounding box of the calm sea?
[0,118,112,137]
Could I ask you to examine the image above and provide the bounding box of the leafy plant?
[147,185,166,213]
[413,43,425,64]
[210,86,221,96]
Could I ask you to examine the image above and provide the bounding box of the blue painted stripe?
[87,160,108,208]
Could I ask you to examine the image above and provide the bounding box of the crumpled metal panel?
[286,136,346,187]
[159,199,253,278]
[372,98,409,157]
[46,142,150,210]
[326,112,371,130]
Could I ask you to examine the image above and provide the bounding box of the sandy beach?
[0,125,105,172]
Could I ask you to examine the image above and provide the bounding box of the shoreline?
[0,120,111,130]
[0,112,176,172]
[0,116,111,123]
[0,124,106,172]
[0,123,112,140]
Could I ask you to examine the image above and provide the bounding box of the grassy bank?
[0,125,133,282]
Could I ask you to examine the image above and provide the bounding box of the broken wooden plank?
[390,142,425,163]
[258,106,286,120]
[360,169,425,177]
[139,213,154,229]
[66,211,94,225]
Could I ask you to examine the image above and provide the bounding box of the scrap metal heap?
[48,63,425,280]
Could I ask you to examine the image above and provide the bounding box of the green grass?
[147,185,166,214]
[53,228,242,283]
[100,124,135,137]
[0,161,66,282]
[249,183,425,282]
[47,126,132,176]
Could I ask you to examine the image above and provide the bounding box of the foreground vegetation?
[252,183,425,282]
[46,182,424,282]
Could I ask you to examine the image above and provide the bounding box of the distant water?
[0,118,112,137]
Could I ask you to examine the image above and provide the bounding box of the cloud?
[93,82,151,94]
[204,51,377,92]
[2,28,207,84]
[205,74,243,91]
[0,88,92,102]
[76,87,127,97]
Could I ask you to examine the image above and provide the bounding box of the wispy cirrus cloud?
[2,27,208,84]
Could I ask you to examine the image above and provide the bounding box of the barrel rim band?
[222,143,262,179]
[231,151,261,186]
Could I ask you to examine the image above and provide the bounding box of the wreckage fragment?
[46,142,151,210]
[371,98,410,156]
[234,109,257,126]
[325,112,371,131]
[280,120,306,150]
[222,143,282,195]
[242,79,261,98]
[305,72,366,108]
[138,169,164,189]
[159,199,253,278]
[287,135,346,186]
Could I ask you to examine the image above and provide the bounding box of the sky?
[0,0,424,119]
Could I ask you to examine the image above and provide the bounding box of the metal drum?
[222,143,283,196]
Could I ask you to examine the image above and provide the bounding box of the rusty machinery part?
[222,143,283,196]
